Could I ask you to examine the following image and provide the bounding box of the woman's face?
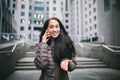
[47,19,60,39]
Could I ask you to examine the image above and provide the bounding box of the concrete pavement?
[6,68,120,80]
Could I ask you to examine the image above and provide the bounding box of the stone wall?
[0,41,28,80]
[74,43,120,70]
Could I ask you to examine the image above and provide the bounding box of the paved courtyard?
[7,68,120,80]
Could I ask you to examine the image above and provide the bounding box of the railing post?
[8,33,10,41]
[101,36,105,43]
[90,36,92,43]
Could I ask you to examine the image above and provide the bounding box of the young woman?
[34,17,76,80]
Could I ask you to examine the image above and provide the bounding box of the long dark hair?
[39,17,76,63]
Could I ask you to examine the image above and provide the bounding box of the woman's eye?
[49,25,53,28]
[56,25,59,28]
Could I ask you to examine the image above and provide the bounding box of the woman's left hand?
[60,59,72,71]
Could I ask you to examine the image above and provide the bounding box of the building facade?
[48,0,62,20]
[0,0,16,41]
[70,0,120,45]
[13,0,29,39]
[68,0,83,41]
[2,0,120,45]
[111,0,120,45]
[29,0,45,41]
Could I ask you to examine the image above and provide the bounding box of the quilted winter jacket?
[34,42,76,80]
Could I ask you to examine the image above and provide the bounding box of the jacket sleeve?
[68,55,77,72]
[34,42,48,70]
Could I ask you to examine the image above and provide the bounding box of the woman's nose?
[53,27,57,31]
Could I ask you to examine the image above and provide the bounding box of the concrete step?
[7,68,120,80]
[15,66,36,70]
[76,61,104,65]
[27,48,36,51]
[29,45,36,49]
[75,57,100,62]
[17,57,34,63]
[16,62,34,66]
[76,64,108,68]
[16,57,101,63]
[27,45,36,51]
[16,63,107,70]
[15,57,108,70]
[15,57,35,70]
[16,62,104,66]
[25,52,35,57]
[16,61,105,67]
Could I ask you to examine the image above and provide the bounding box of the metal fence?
[69,35,105,43]
[0,33,105,44]
[0,33,28,42]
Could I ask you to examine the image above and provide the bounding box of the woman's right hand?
[42,30,51,43]
[60,59,72,71]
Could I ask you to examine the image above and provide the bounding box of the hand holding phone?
[41,30,51,43]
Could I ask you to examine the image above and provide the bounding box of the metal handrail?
[102,45,120,52]
[0,41,25,54]
[0,33,28,41]
[77,43,84,48]
[77,42,120,53]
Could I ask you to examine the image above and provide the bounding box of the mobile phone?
[46,30,51,39]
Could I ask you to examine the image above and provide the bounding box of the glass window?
[104,0,110,11]
[33,14,44,18]
[12,10,14,14]
[35,1,44,5]
[34,20,37,24]
[34,14,37,18]
[46,7,49,11]
[65,20,68,23]
[47,1,49,4]
[85,14,87,18]
[65,0,68,11]
[21,12,25,16]
[53,7,56,11]
[20,26,24,31]
[89,11,91,15]
[89,4,91,8]
[21,19,25,23]
[93,0,96,4]
[85,7,87,11]
[94,24,97,29]
[93,8,96,12]
[41,14,44,18]
[86,28,88,32]
[90,26,92,31]
[21,4,25,9]
[29,12,32,17]
[85,21,88,25]
[89,19,92,23]
[65,14,69,17]
[29,5,32,9]
[13,4,15,8]
[29,20,31,24]
[53,0,56,4]
[66,25,69,29]
[85,1,87,4]
[34,7,44,11]
[94,16,96,21]
[28,26,31,30]
[95,32,97,36]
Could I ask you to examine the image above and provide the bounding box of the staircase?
[75,57,107,68]
[15,45,36,70]
[15,45,108,70]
